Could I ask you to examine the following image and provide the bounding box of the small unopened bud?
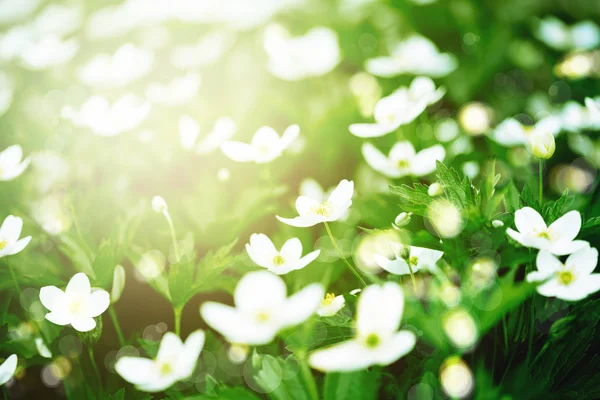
[392,212,412,229]
[151,196,168,213]
[228,343,250,364]
[428,182,444,197]
[492,220,504,228]
[111,265,126,303]
[529,131,555,160]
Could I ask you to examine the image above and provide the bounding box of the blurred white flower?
[535,17,600,51]
[200,271,324,345]
[112,265,126,303]
[316,292,345,317]
[151,196,168,214]
[0,71,13,117]
[145,73,201,106]
[115,330,205,392]
[527,247,600,301]
[529,130,555,159]
[227,343,249,364]
[585,97,600,119]
[366,35,457,77]
[30,194,72,236]
[246,233,320,275]
[374,243,443,275]
[561,100,600,131]
[40,273,110,332]
[33,4,83,38]
[440,357,473,399]
[62,94,151,137]
[427,199,464,238]
[492,116,561,147]
[78,44,154,88]
[0,145,30,181]
[362,141,445,178]
[29,151,70,194]
[507,207,589,255]
[179,116,236,154]
[458,102,493,136]
[264,24,340,81]
[20,36,79,70]
[349,77,445,138]
[221,124,299,164]
[555,52,595,79]
[309,282,416,372]
[0,0,39,24]
[443,309,478,349]
[277,179,353,227]
[0,215,31,258]
[35,337,51,358]
[299,178,350,220]
[0,354,17,386]
[171,30,235,69]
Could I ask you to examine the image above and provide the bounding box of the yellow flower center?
[0,238,7,250]
[321,293,336,306]
[68,299,84,315]
[159,361,174,376]
[409,256,419,266]
[256,311,270,322]
[537,230,550,239]
[523,126,535,135]
[364,333,380,348]
[272,255,285,266]
[557,270,575,286]
[257,144,271,155]
[397,159,410,169]
[310,202,332,217]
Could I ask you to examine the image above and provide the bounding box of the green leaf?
[323,369,382,400]
[436,160,467,209]
[389,183,432,216]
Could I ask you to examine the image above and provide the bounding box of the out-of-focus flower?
[0,0,39,24]
[374,243,443,275]
[362,141,445,178]
[171,30,235,69]
[112,265,126,303]
[350,77,445,138]
[0,215,32,258]
[392,212,411,229]
[507,207,589,255]
[0,354,17,386]
[40,273,110,332]
[30,194,72,236]
[440,357,473,399]
[78,44,154,88]
[200,271,324,345]
[492,116,561,147]
[366,35,457,78]
[427,199,464,238]
[317,292,346,317]
[115,330,205,392]
[227,343,249,364]
[221,125,299,164]
[33,4,83,38]
[0,71,13,117]
[560,100,600,132]
[151,196,168,214]
[264,24,340,81]
[145,73,201,106]
[309,282,416,371]
[20,36,78,70]
[529,130,555,159]
[349,72,381,117]
[0,145,30,181]
[428,182,444,197]
[458,102,492,136]
[179,116,236,154]
[527,247,600,301]
[277,179,353,227]
[535,17,600,51]
[585,97,600,119]
[28,151,70,194]
[62,94,151,137]
[443,309,478,349]
[35,338,52,358]
[555,51,597,79]
[245,233,320,275]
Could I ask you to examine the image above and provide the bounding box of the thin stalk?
[526,301,535,366]
[164,213,180,263]
[108,306,125,347]
[174,305,183,336]
[502,315,509,354]
[88,347,102,393]
[323,222,367,287]
[538,159,543,205]
[297,351,319,400]
[8,263,21,293]
[405,258,417,291]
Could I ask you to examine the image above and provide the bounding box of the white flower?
[112,265,126,303]
[560,100,600,132]
[32,4,83,38]
[427,182,444,197]
[78,43,154,88]
[276,179,353,227]
[492,116,561,147]
[246,233,320,275]
[529,130,555,159]
[61,94,151,137]
[145,73,201,106]
[0,145,30,181]
[39,273,110,332]
[30,194,72,235]
[526,248,600,301]
[365,35,457,78]
[171,30,235,69]
[373,244,443,275]
[115,330,205,392]
[0,354,17,386]
[506,207,589,255]
[309,282,416,372]
[299,178,331,203]
[221,125,299,164]
[316,293,345,317]
[200,271,324,345]
[20,35,78,70]
[0,0,39,24]
[440,357,474,399]
[264,24,340,81]
[349,77,445,138]
[0,215,31,258]
[535,17,600,51]
[151,196,168,214]
[35,338,52,358]
[179,116,236,154]
[362,141,445,178]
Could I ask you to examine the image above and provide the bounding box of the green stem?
[297,351,319,400]
[8,263,21,293]
[526,301,535,366]
[538,159,543,205]
[502,315,509,354]
[88,347,102,394]
[404,257,417,291]
[174,305,183,336]
[165,213,180,263]
[108,306,125,347]
[323,222,367,287]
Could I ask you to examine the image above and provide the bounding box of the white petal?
[376,256,411,275]
[356,282,404,338]
[115,356,156,385]
[526,270,553,283]
[220,141,257,162]
[200,302,276,345]
[309,340,373,372]
[39,286,66,312]
[280,238,302,262]
[0,145,23,167]
[0,354,17,386]
[413,246,444,270]
[296,196,320,215]
[514,207,546,234]
[505,228,523,244]
[536,278,562,298]
[410,145,445,176]
[549,210,581,243]
[175,330,205,379]
[135,376,177,393]
[299,179,325,202]
[0,215,23,243]
[550,240,590,256]
[362,142,401,178]
[276,215,322,228]
[536,250,563,274]
[349,123,394,138]
[234,271,287,314]
[71,317,96,332]
[279,124,300,150]
[45,311,71,326]
[35,338,52,358]
[66,273,91,296]
[280,283,324,328]
[566,247,598,275]
[246,233,277,267]
[8,236,31,255]
[157,332,183,361]
[581,274,600,296]
[294,249,321,271]
[371,330,416,366]
[327,180,354,207]
[389,141,416,161]
[246,243,268,268]
[87,290,110,317]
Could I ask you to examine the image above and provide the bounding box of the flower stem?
[8,263,22,293]
[164,212,181,263]
[405,261,417,291]
[108,306,125,347]
[88,347,102,393]
[174,305,183,336]
[323,222,367,287]
[297,351,319,400]
[538,159,543,205]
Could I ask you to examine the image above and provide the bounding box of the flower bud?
[151,195,168,213]
[392,212,412,229]
[440,357,473,399]
[492,220,504,228]
[428,182,444,197]
[529,131,555,159]
[111,265,126,303]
